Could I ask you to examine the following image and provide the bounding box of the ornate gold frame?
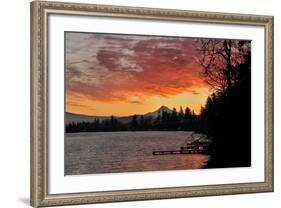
[30,1,274,207]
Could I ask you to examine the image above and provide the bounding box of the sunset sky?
[65,32,211,116]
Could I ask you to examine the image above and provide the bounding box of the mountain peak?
[158,105,171,111]
[66,106,175,125]
[154,106,172,114]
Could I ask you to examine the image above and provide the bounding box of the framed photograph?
[30,1,274,207]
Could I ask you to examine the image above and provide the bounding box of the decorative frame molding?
[30,1,274,207]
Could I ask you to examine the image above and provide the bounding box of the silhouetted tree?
[195,39,251,92]
[184,107,192,119]
[179,106,184,119]
[197,40,251,168]
[130,115,138,131]
[66,106,201,133]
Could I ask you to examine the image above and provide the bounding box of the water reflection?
[65,131,210,175]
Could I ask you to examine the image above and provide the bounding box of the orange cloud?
[65,32,210,115]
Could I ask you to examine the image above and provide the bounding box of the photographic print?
[31,2,273,206]
[65,32,251,175]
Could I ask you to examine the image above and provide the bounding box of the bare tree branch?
[194,39,250,92]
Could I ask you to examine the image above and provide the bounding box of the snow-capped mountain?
[144,105,173,118]
[65,106,173,124]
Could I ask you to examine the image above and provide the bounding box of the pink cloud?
[65,33,209,103]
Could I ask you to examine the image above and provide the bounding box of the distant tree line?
[66,107,200,133]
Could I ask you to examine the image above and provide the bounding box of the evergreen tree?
[179,106,184,119]
[130,115,138,131]
[184,107,192,119]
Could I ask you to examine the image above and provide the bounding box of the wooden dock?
[152,149,206,155]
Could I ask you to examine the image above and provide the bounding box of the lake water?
[65,131,211,175]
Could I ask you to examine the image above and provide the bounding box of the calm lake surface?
[65,131,211,175]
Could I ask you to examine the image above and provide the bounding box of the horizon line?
[66,105,199,117]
